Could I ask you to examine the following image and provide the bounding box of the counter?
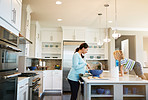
[81,72,148,100]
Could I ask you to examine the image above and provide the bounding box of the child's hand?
[119,75,123,77]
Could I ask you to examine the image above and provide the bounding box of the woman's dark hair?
[75,43,89,58]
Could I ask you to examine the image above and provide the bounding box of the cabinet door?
[44,71,53,90]
[52,32,62,42]
[53,70,62,90]
[0,0,11,23]
[85,32,97,43]
[63,29,75,40]
[75,30,85,41]
[41,31,62,42]
[11,0,22,31]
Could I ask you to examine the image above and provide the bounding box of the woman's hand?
[86,63,91,69]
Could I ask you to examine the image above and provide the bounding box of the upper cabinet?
[11,0,22,32]
[62,27,86,41]
[40,29,62,42]
[29,21,42,58]
[0,0,22,36]
[85,29,105,43]
[0,0,12,23]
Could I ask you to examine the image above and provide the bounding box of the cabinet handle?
[20,86,24,89]
[73,35,75,40]
[94,37,97,42]
[12,8,15,23]
[14,9,16,24]
[25,83,28,86]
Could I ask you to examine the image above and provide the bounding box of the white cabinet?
[43,70,62,91]
[0,0,12,23]
[44,70,53,90]
[29,21,42,58]
[11,0,22,31]
[53,70,62,90]
[0,0,22,36]
[62,27,86,41]
[17,78,29,100]
[40,30,62,42]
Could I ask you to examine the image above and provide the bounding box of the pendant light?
[112,0,121,39]
[103,4,111,43]
[97,13,104,46]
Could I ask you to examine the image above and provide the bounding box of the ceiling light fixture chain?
[97,13,104,46]
[112,0,121,39]
[103,4,111,43]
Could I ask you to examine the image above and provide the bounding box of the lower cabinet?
[43,70,62,92]
[86,84,148,100]
[17,78,29,100]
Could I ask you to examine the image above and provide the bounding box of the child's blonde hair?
[113,50,124,61]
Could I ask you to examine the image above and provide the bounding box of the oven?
[0,26,19,47]
[0,49,18,71]
[0,71,20,100]
[0,26,21,72]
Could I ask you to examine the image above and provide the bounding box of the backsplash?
[30,59,62,70]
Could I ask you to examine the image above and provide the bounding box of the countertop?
[18,77,30,83]
[82,72,148,84]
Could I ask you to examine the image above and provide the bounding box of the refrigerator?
[63,41,84,92]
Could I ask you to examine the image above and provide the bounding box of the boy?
[113,50,146,80]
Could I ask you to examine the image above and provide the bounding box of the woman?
[67,43,90,100]
[113,50,146,80]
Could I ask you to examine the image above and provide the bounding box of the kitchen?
[0,0,148,100]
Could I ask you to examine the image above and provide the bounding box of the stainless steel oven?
[0,26,21,72]
[0,49,18,71]
[0,71,21,100]
[0,26,19,47]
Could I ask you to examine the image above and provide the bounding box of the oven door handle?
[3,73,21,79]
[33,84,41,91]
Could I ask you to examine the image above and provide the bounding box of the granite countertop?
[82,72,148,84]
[18,77,30,83]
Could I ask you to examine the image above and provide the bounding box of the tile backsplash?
[30,59,62,70]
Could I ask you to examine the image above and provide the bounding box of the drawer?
[18,78,29,93]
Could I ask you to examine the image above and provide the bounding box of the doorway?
[115,35,136,60]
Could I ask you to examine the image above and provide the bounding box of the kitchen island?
[81,72,148,100]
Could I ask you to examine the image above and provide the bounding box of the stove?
[19,72,38,77]
[19,72,40,100]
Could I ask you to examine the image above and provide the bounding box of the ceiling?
[24,0,148,29]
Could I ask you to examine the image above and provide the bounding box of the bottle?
[39,60,42,66]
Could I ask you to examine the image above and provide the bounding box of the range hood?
[19,33,32,44]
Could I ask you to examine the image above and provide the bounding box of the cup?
[105,89,111,95]
[132,87,137,94]
[94,46,97,48]
[124,87,128,94]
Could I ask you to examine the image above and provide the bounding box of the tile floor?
[40,92,71,100]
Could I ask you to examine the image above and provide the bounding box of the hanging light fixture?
[112,0,121,39]
[97,13,104,46]
[103,4,111,43]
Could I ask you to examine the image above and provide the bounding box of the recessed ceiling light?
[108,21,113,23]
[56,1,62,5]
[57,19,63,21]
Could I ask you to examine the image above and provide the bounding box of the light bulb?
[112,30,121,39]
[103,37,111,43]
